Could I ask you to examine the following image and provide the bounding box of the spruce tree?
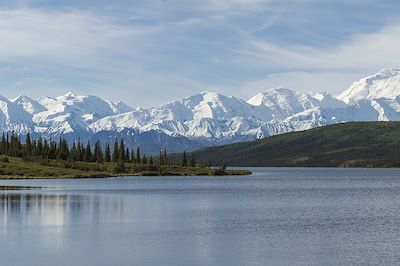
[136,147,141,164]
[112,139,119,162]
[104,143,111,162]
[131,148,135,163]
[76,138,82,161]
[37,137,43,157]
[0,132,5,154]
[159,150,163,165]
[190,153,196,167]
[25,133,32,157]
[182,151,187,167]
[43,139,49,159]
[118,139,125,161]
[125,148,130,162]
[79,143,85,161]
[83,142,92,162]
[94,140,103,163]
[70,141,77,161]
[57,138,69,161]
[164,150,168,165]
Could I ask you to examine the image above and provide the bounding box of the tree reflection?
[0,192,126,226]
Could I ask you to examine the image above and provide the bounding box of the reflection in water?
[0,192,125,226]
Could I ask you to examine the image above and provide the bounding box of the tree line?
[0,132,196,167]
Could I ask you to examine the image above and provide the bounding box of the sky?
[0,0,399,107]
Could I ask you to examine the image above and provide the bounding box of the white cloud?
[239,22,400,72]
[231,21,400,98]
[0,9,156,63]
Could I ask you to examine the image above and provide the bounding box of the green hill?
[193,122,400,168]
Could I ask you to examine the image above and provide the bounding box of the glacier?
[2,68,400,153]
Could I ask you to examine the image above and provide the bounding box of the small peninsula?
[0,133,250,179]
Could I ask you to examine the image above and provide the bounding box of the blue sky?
[0,0,399,107]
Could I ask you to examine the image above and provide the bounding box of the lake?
[1,167,400,266]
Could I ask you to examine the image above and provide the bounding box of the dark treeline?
[0,132,196,167]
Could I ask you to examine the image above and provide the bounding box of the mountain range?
[2,68,400,153]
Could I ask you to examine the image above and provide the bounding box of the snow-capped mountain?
[1,68,400,153]
[247,87,345,118]
[338,68,400,104]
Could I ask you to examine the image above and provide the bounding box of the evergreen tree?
[125,148,130,162]
[57,138,69,161]
[149,156,154,165]
[94,140,103,163]
[43,139,49,159]
[0,132,5,154]
[75,138,82,161]
[70,141,77,161]
[79,143,85,161]
[37,137,43,157]
[159,150,163,165]
[25,132,32,157]
[182,151,188,167]
[118,139,125,162]
[164,150,168,165]
[112,139,119,162]
[5,133,9,155]
[136,147,141,164]
[83,142,92,162]
[142,154,147,164]
[190,153,196,167]
[104,143,111,162]
[131,148,135,163]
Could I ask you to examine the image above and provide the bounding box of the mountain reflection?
[0,192,126,226]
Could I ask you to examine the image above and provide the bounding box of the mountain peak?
[337,68,400,104]
[12,94,47,114]
[12,94,29,102]
[375,68,400,78]
[199,91,222,97]
[247,87,298,106]
[57,91,78,100]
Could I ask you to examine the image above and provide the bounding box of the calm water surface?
[1,168,400,266]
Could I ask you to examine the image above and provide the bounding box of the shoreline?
[0,156,251,180]
[0,170,252,180]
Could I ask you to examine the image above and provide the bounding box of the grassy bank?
[0,156,251,179]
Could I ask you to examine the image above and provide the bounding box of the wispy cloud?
[0,8,158,63]
[229,20,400,97]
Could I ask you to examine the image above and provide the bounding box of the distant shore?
[0,156,251,180]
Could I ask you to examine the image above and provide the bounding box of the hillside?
[193,122,400,168]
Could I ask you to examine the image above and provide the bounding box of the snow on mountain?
[1,68,400,152]
[247,87,345,119]
[148,91,271,122]
[0,95,33,133]
[32,91,132,135]
[90,91,274,140]
[12,95,47,114]
[338,68,400,104]
[113,101,134,113]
